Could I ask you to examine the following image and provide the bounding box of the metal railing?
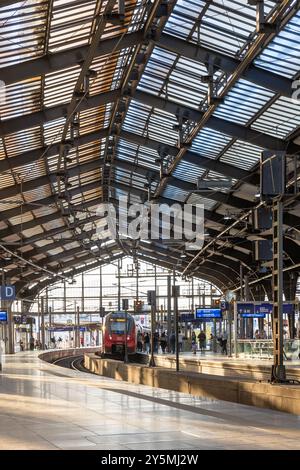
[235,339,300,361]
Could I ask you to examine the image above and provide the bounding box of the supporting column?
[167,275,171,351]
[172,283,180,372]
[76,305,80,348]
[63,280,66,313]
[271,198,286,382]
[41,296,45,350]
[234,301,238,358]
[148,291,156,367]
[37,296,41,344]
[7,301,14,354]
[136,262,139,312]
[117,259,121,310]
[228,302,232,357]
[81,272,84,313]
[244,275,253,339]
[284,272,297,339]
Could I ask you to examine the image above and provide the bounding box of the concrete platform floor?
[0,351,300,450]
[156,351,300,367]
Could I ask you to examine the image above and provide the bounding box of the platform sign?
[237,303,254,315]
[48,326,87,332]
[180,313,195,322]
[195,308,222,319]
[0,285,15,301]
[254,303,273,316]
[283,303,294,314]
[220,300,229,311]
[240,313,266,318]
[0,310,8,322]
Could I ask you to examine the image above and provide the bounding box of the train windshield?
[109,317,133,334]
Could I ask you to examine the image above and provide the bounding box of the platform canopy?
[1,0,300,298]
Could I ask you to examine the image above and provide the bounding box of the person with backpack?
[198,330,206,352]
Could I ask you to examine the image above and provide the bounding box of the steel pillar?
[41,296,45,350]
[271,199,286,382]
[167,275,171,351]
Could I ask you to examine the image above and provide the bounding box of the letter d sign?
[0,285,16,300]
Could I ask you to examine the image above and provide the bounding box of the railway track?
[97,352,149,365]
[52,355,88,372]
[51,352,149,373]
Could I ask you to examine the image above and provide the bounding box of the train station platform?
[0,351,300,450]
[153,352,300,381]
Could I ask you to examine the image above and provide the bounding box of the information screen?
[240,313,266,318]
[195,308,222,319]
[0,310,8,322]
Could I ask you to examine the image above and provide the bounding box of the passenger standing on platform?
[191,340,197,355]
[160,332,167,354]
[170,331,176,354]
[19,340,24,351]
[178,330,183,352]
[198,331,206,352]
[191,331,196,342]
[221,331,228,355]
[153,331,159,353]
[209,333,214,351]
[29,336,35,351]
[144,333,150,354]
[137,331,143,352]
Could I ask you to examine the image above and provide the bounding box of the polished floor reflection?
[0,352,299,450]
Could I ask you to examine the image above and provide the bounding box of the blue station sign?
[240,313,266,318]
[195,308,222,319]
[0,310,8,322]
[0,285,16,301]
[237,302,295,317]
[180,313,195,322]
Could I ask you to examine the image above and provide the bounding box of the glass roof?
[1,0,300,293]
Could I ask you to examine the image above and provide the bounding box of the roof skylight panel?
[4,127,42,157]
[220,140,262,171]
[173,161,206,185]
[187,193,217,211]
[254,10,300,79]
[43,117,67,145]
[213,79,275,125]
[251,96,300,139]
[164,0,205,39]
[48,0,97,52]
[191,128,232,159]
[0,0,48,67]
[163,185,188,202]
[23,184,52,202]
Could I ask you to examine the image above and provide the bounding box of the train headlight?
[109,335,112,340]
[127,336,130,340]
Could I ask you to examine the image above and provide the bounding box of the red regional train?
[103,311,136,354]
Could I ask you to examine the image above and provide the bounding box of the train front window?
[110,321,126,334]
[109,319,131,335]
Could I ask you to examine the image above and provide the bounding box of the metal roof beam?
[158,33,294,98]
[0,126,255,185]
[0,128,108,174]
[0,180,101,222]
[120,130,255,183]
[0,89,120,137]
[1,31,144,86]
[8,241,120,280]
[134,90,287,151]
[18,251,123,297]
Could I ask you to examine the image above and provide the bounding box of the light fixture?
[180,253,187,258]
[223,211,233,221]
